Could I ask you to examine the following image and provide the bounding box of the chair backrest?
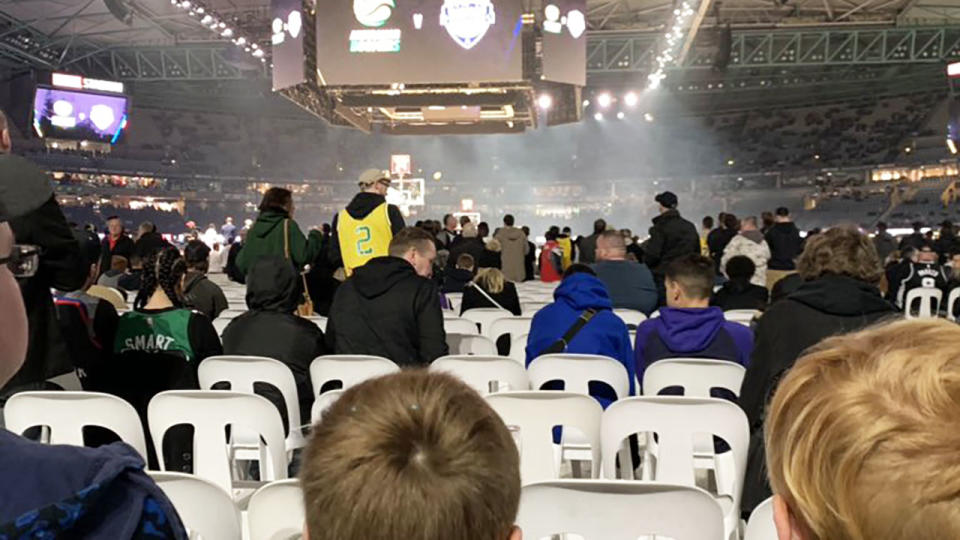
[309,355,399,396]
[446,292,463,311]
[724,309,760,326]
[521,302,549,316]
[4,391,148,459]
[613,309,647,328]
[248,479,305,540]
[213,318,231,336]
[446,333,498,356]
[948,287,960,322]
[310,389,345,425]
[443,317,480,336]
[461,308,513,333]
[486,391,602,484]
[487,316,534,342]
[430,356,530,394]
[147,391,288,493]
[744,497,777,540]
[149,471,242,540]
[517,480,725,540]
[305,316,327,332]
[527,354,630,399]
[509,333,529,365]
[87,285,127,310]
[642,358,747,398]
[198,356,303,443]
[905,287,942,319]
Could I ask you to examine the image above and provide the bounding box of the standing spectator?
[898,221,926,252]
[220,217,237,245]
[99,216,135,277]
[558,227,576,269]
[479,238,502,270]
[872,221,896,263]
[437,214,458,249]
[760,211,775,234]
[700,216,715,257]
[707,212,739,273]
[593,230,657,314]
[443,253,475,294]
[209,242,228,273]
[225,229,245,284]
[494,214,529,283]
[222,256,325,429]
[721,216,771,287]
[764,207,802,290]
[711,256,769,311]
[448,222,485,269]
[133,221,169,260]
[523,226,536,281]
[740,227,896,515]
[622,229,644,262]
[644,191,700,277]
[578,219,606,264]
[328,169,405,276]
[888,243,949,310]
[461,268,522,316]
[477,222,491,242]
[935,220,960,263]
[182,240,228,320]
[539,229,564,283]
[325,228,448,366]
[237,187,323,277]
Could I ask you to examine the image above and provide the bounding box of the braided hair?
[135,247,187,311]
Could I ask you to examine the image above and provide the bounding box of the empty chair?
[149,472,242,540]
[248,479,305,540]
[487,316,534,343]
[642,358,747,398]
[744,497,776,540]
[521,302,549,316]
[309,355,399,397]
[443,317,480,336]
[446,292,463,312]
[527,354,630,399]
[430,356,530,394]
[724,309,761,327]
[213,318,231,336]
[147,391,288,494]
[446,333,498,356]
[487,391,602,484]
[310,389,345,425]
[613,309,647,329]
[87,284,127,311]
[517,480,725,540]
[905,287,942,319]
[948,287,960,322]
[509,333,529,365]
[198,355,306,452]
[4,391,148,459]
[461,308,513,334]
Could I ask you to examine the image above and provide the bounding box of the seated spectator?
[443,253,475,294]
[326,227,448,367]
[479,238,503,269]
[766,319,960,540]
[740,227,896,516]
[0,210,186,537]
[182,240,228,320]
[133,221,170,260]
[539,230,563,283]
[712,256,770,311]
[118,254,143,292]
[461,268,522,316]
[222,256,324,429]
[447,222,485,269]
[97,255,128,290]
[721,216,771,287]
[526,264,634,407]
[888,242,949,310]
[635,254,753,388]
[593,230,657,314]
[300,370,520,540]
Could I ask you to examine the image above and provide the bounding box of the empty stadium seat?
[446,333,498,356]
[248,479,305,540]
[744,497,777,540]
[149,471,241,540]
[527,354,630,399]
[642,358,746,398]
[430,355,530,394]
[905,287,942,319]
[308,355,399,398]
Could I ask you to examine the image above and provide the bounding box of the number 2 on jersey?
[356,225,373,255]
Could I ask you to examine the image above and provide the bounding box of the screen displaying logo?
[271,10,302,44]
[354,0,396,27]
[439,0,496,50]
[544,4,585,38]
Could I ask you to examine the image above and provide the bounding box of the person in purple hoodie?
[634,254,754,395]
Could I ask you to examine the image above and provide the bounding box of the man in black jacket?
[764,206,802,290]
[707,212,739,273]
[578,219,606,264]
[644,191,700,304]
[328,168,406,271]
[132,221,170,260]
[326,227,448,366]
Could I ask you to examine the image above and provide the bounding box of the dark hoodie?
[183,271,228,320]
[764,221,802,271]
[325,256,447,366]
[442,267,474,293]
[328,192,405,268]
[222,256,325,427]
[739,274,896,516]
[644,209,700,274]
[236,209,322,277]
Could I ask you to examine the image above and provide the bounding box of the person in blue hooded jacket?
[526,264,634,407]
[634,254,754,392]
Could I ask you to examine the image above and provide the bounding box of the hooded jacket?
[326,257,448,366]
[644,209,700,274]
[739,275,897,516]
[494,226,529,283]
[328,193,405,268]
[526,273,634,406]
[634,306,753,388]
[442,267,475,294]
[721,231,771,287]
[236,209,322,277]
[764,222,802,271]
[448,236,486,270]
[222,256,325,427]
[183,271,228,320]
[0,430,187,539]
[711,280,769,311]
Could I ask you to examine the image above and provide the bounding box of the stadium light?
[643,112,654,122]
[597,93,612,108]
[594,112,604,121]
[582,99,590,108]
[537,94,553,110]
[623,91,639,107]
[949,138,958,155]
[616,111,625,120]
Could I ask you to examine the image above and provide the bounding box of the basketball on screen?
[354,0,396,27]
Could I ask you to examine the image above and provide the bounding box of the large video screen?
[271,0,306,91]
[541,0,587,86]
[317,0,524,86]
[32,86,129,144]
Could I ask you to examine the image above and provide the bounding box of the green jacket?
[236,210,323,276]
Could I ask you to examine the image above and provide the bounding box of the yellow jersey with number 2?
[338,202,393,276]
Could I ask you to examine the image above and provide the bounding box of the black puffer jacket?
[644,209,700,274]
[739,275,896,516]
[764,222,802,271]
[326,257,448,366]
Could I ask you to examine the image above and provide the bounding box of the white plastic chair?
[509,333,529,365]
[430,355,530,394]
[486,391,602,485]
[643,358,747,398]
[213,318,232,336]
[527,354,630,399]
[613,308,647,328]
[744,497,777,540]
[948,287,960,322]
[147,390,288,495]
[487,316,534,342]
[87,285,127,310]
[724,309,761,327]
[522,302,549,316]
[4,391,148,459]
[461,308,513,334]
[149,471,242,540]
[600,396,750,539]
[309,355,398,398]
[248,479,304,540]
[305,316,327,332]
[905,287,942,319]
[518,480,725,540]
[444,317,480,336]
[446,333,498,356]
[446,292,463,312]
[198,356,306,452]
[310,389,345,425]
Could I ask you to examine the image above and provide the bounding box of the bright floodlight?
[594,112,604,121]
[624,91,639,107]
[616,111,625,120]
[643,112,654,122]
[537,94,553,110]
[597,93,612,108]
[433,171,443,180]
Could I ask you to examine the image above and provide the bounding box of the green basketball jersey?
[114,308,197,362]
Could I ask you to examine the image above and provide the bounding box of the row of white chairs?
[904,286,960,320]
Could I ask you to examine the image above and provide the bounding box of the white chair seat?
[149,471,241,540]
[724,309,761,327]
[487,316,534,343]
[444,317,480,335]
[309,355,399,397]
[446,333,498,356]
[613,309,647,328]
[461,308,513,334]
[310,389,345,425]
[642,358,746,398]
[745,497,776,540]
[430,355,530,394]
[509,332,529,365]
[528,354,630,399]
[248,479,304,540]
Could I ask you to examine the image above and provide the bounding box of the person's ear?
[507,526,522,540]
[1,128,10,152]
[773,495,806,540]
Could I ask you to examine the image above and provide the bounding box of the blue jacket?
[634,306,753,393]
[592,260,658,315]
[0,429,187,539]
[526,273,635,403]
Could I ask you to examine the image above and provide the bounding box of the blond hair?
[475,267,505,294]
[765,318,960,540]
[301,370,520,540]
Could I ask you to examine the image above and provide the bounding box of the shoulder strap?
[283,219,291,260]
[559,308,598,349]
[468,281,506,311]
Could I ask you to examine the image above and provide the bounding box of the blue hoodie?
[526,273,635,404]
[634,306,753,392]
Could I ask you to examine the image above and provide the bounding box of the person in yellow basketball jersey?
[329,168,406,276]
